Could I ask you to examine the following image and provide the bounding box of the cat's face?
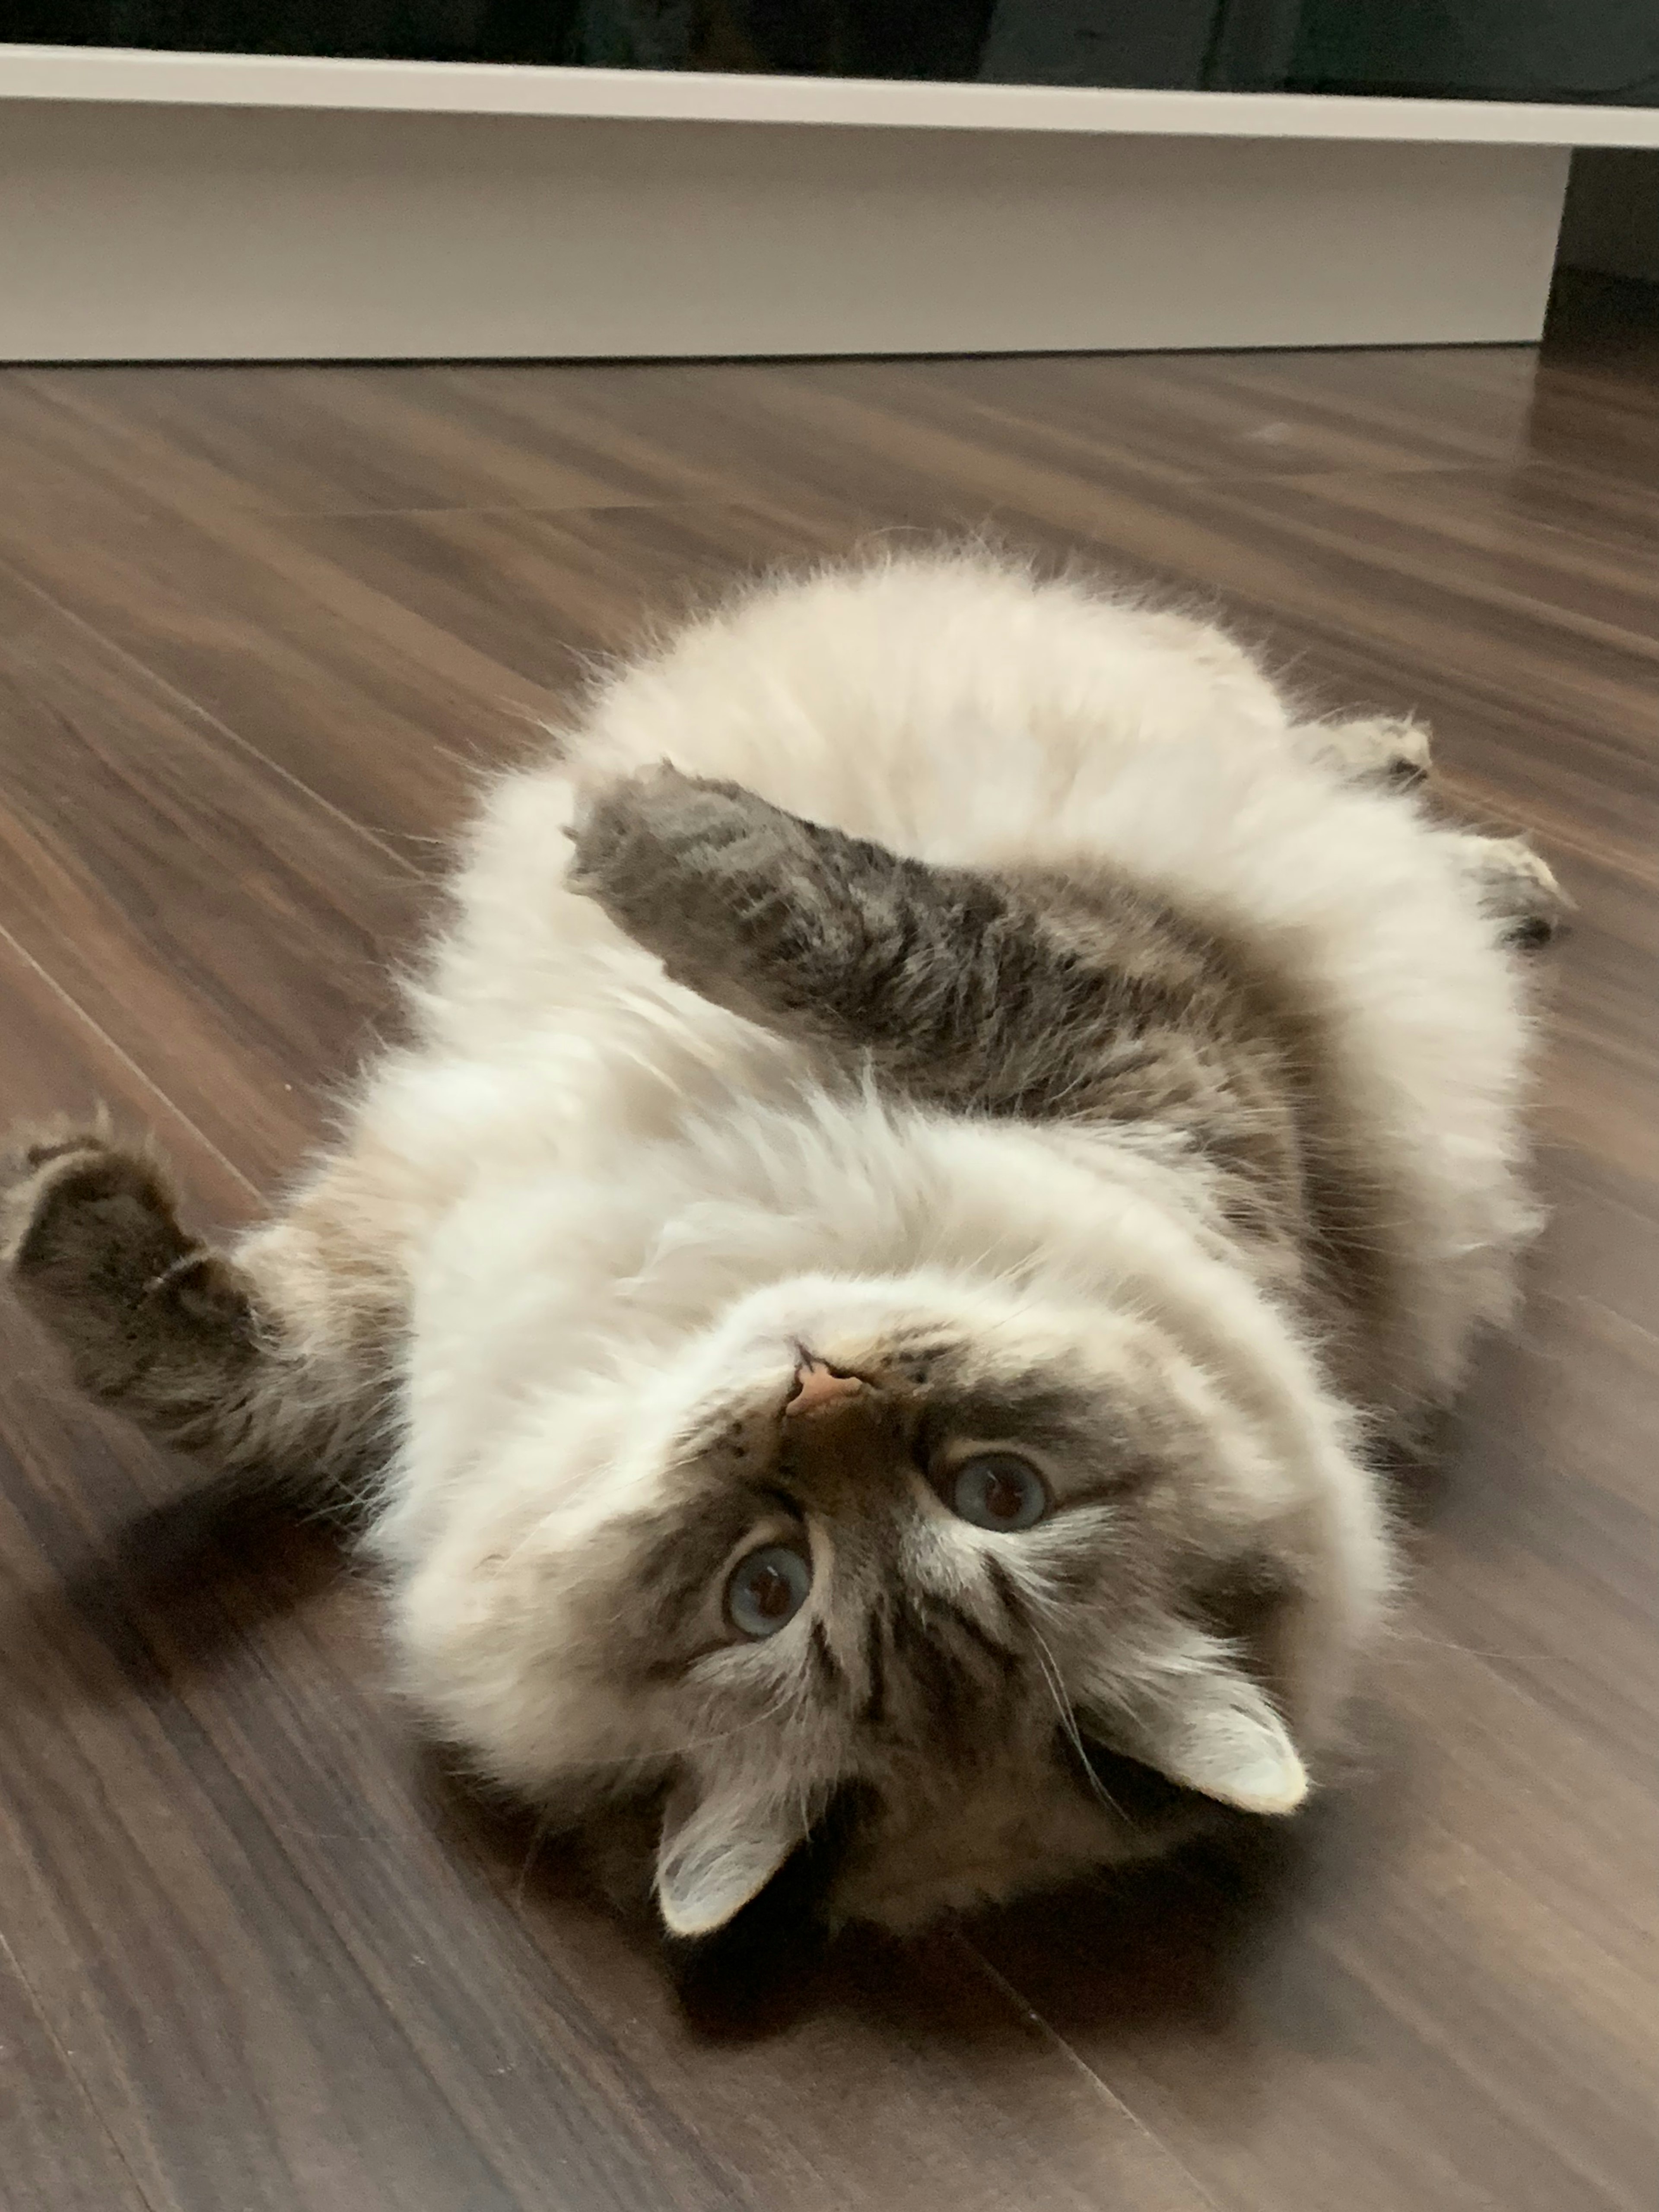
[472,1270,1379,1939]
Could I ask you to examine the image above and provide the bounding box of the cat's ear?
[654,1774,805,1938]
[1104,1650,1308,1816]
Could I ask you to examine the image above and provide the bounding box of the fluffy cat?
[2,551,1562,1943]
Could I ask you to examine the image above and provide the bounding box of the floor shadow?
[2,1465,348,1701]
[419,1750,855,2043]
[0,1366,1430,2057]
[972,1812,1305,2026]
[418,1734,1370,2055]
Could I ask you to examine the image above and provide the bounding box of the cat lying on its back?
[1,552,1561,1943]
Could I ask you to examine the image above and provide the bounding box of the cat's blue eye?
[725,1543,812,1637]
[949,1453,1049,1532]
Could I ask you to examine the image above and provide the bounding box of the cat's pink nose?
[785,1356,863,1418]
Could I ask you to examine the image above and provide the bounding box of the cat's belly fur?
[357,556,1531,1537]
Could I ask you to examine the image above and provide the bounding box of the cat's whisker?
[1029,1624,1123,1822]
[513,1806,559,1904]
[648,1680,817,1775]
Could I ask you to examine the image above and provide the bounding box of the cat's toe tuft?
[1451,834,1572,952]
[2,1124,189,1303]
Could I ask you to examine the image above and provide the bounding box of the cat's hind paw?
[1452,834,1573,950]
[1308,714,1433,790]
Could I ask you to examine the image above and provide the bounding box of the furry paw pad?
[1375,719,1433,790]
[1454,835,1573,950]
[569,765,780,887]
[2,1125,248,1358]
[1322,715,1433,791]
[4,1125,187,1297]
[566,765,813,986]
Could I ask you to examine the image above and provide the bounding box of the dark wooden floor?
[1,276,1656,2212]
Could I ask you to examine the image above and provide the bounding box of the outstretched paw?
[4,1122,187,1298]
[2,1122,251,1402]
[566,763,827,999]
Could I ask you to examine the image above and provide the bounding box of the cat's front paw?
[566,764,813,990]
[2,1120,198,1324]
[2,1123,248,1394]
[568,763,784,902]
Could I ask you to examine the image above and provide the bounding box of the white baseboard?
[0,54,1589,363]
[6,45,1659,143]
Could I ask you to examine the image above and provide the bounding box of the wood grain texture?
[0,272,1655,2209]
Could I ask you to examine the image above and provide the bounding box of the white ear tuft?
[1119,1656,1309,1816]
[654,1778,805,1938]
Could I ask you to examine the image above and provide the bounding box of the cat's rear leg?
[1301,714,1433,791]
[2,1123,393,1493]
[1450,833,1572,948]
[1291,718,1564,944]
